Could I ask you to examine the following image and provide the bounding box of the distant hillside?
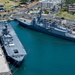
[65,0,75,4]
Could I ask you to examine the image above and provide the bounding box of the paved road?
[1,1,75,24]
[41,14,75,23]
[0,5,37,21]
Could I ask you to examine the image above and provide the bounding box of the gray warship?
[15,10,75,42]
[0,22,27,67]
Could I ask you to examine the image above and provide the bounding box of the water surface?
[9,21,75,75]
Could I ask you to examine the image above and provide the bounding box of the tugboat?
[0,22,27,67]
[15,10,75,42]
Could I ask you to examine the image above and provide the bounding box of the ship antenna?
[39,2,42,19]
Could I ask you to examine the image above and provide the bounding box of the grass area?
[56,11,75,20]
[0,0,20,11]
[44,10,49,14]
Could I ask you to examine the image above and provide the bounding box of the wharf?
[0,46,12,75]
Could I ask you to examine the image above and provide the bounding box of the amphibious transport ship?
[15,10,75,42]
[0,22,27,67]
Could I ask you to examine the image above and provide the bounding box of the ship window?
[13,49,19,53]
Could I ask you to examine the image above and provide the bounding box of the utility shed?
[0,47,12,75]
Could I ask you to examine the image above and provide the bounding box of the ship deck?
[0,46,11,75]
[20,18,32,22]
[0,22,27,63]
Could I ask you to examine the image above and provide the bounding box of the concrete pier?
[0,46,12,75]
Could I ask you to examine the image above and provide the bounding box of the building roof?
[39,0,61,4]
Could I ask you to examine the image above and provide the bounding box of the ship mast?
[39,2,42,19]
[31,2,42,25]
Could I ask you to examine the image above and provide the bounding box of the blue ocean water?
[9,21,75,75]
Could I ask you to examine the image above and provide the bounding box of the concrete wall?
[0,72,12,75]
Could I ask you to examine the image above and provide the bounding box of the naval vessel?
[15,10,75,42]
[0,22,27,67]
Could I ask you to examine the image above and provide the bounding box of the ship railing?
[65,32,75,38]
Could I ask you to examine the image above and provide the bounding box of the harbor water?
[9,20,75,75]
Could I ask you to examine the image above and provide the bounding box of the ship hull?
[16,19,75,42]
[9,57,23,67]
[0,39,23,67]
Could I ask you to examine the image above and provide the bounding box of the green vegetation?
[20,0,29,3]
[20,0,39,4]
[44,10,49,14]
[58,0,75,19]
[56,11,75,20]
[61,7,68,12]
[0,0,19,11]
[65,0,75,4]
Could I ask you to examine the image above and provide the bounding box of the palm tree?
[65,0,75,4]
